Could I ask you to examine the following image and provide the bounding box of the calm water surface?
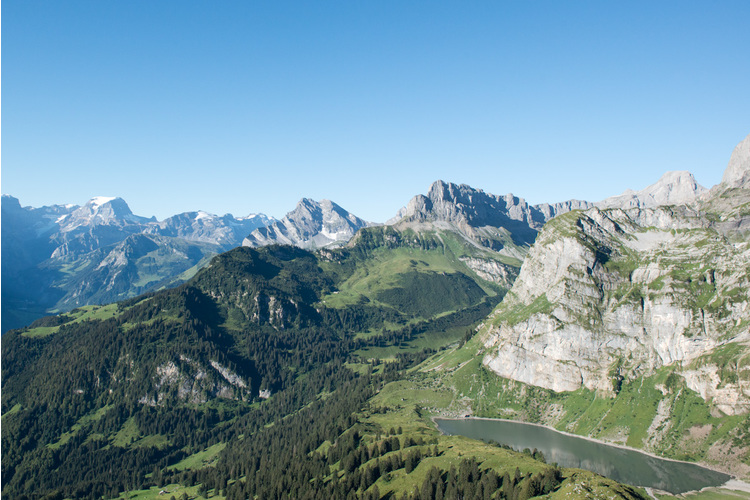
[434,417,730,494]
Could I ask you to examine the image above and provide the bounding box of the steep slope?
[40,234,222,310]
[462,133,750,476]
[48,197,154,257]
[243,198,372,249]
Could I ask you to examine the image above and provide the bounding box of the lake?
[434,417,731,494]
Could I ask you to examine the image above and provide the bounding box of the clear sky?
[3,1,750,222]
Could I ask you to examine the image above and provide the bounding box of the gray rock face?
[243,199,372,249]
[391,180,592,255]
[721,133,750,189]
[597,171,707,209]
[480,139,750,415]
[398,180,591,234]
[50,197,154,258]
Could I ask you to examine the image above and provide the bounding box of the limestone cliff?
[481,134,750,416]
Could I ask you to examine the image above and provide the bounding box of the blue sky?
[3,1,749,222]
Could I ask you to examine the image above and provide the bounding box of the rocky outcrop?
[393,180,591,249]
[480,135,750,416]
[141,356,252,405]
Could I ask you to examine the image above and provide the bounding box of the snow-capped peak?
[89,196,117,207]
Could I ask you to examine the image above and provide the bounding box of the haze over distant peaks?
[596,171,707,209]
[145,210,273,248]
[243,198,372,249]
[1,195,274,332]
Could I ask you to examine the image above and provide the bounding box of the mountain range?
[1,196,274,331]
[5,166,705,334]
[2,134,748,498]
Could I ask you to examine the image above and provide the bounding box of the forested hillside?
[1,236,646,499]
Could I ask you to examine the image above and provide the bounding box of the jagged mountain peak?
[393,180,591,239]
[720,133,750,189]
[426,180,477,201]
[57,196,147,229]
[243,198,371,249]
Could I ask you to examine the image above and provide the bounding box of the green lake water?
[434,417,731,494]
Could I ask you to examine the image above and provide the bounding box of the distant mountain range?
[1,197,272,331]
[2,163,710,333]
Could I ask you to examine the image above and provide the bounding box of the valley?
[2,134,750,499]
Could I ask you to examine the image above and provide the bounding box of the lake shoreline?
[431,415,747,494]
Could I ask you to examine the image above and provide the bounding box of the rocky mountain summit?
[597,170,708,209]
[48,197,154,258]
[720,133,750,189]
[391,180,591,255]
[480,134,750,415]
[382,180,592,286]
[243,198,372,249]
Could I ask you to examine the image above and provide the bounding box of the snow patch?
[89,196,116,207]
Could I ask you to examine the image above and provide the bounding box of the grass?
[355,325,468,359]
[48,405,113,450]
[112,417,142,447]
[116,482,219,499]
[168,442,227,471]
[1,403,23,420]
[22,303,122,338]
[320,239,506,313]
[495,293,554,327]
